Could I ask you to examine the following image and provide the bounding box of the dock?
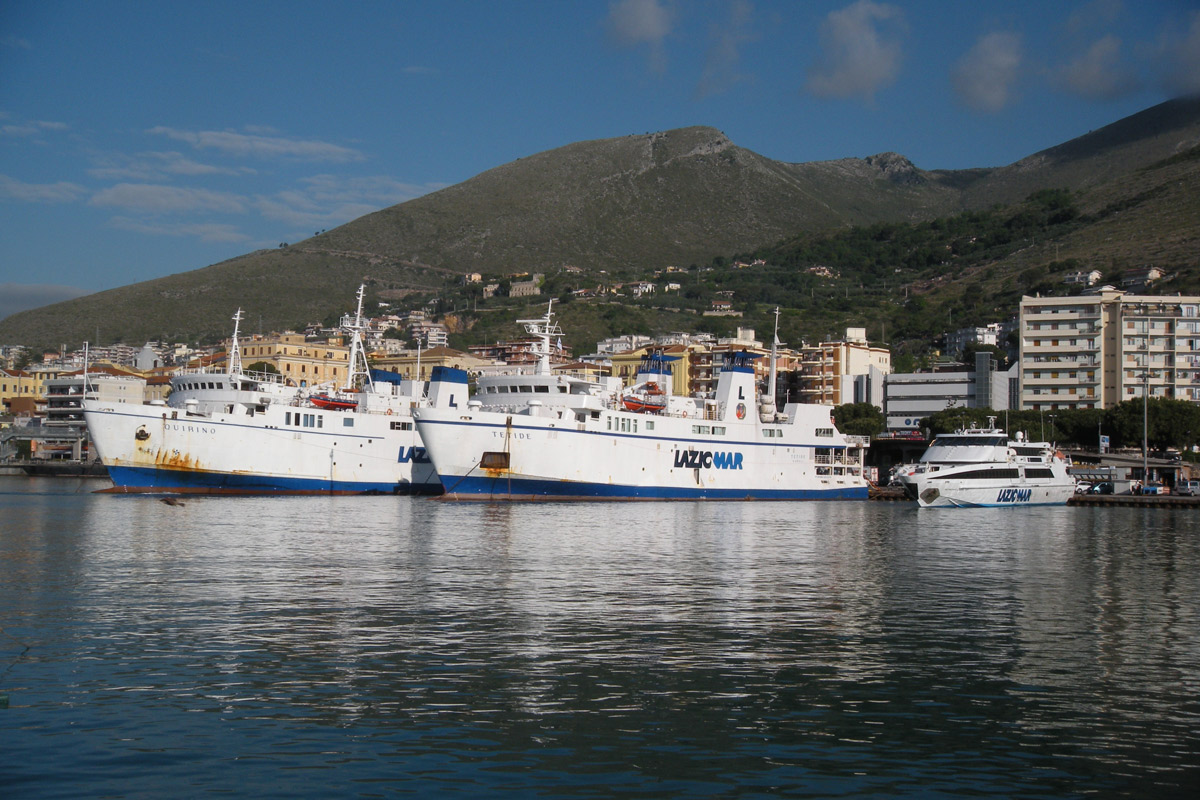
[1068,493,1200,508]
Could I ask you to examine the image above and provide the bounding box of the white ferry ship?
[82,287,468,495]
[893,419,1075,508]
[413,304,869,501]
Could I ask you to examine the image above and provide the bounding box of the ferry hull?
[84,403,440,496]
[99,465,438,495]
[417,413,869,502]
[439,474,867,501]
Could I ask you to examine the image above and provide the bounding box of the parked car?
[1089,482,1114,495]
[1075,482,1092,494]
[1177,480,1200,496]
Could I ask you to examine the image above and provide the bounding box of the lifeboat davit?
[621,382,666,413]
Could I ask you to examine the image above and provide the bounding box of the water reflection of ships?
[82,287,468,495]
[893,419,1075,508]
[415,304,870,501]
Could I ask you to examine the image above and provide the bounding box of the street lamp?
[1143,369,1150,488]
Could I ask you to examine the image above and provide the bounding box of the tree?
[833,402,885,437]
[245,361,280,375]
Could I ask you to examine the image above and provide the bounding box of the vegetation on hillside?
[425,188,1098,358]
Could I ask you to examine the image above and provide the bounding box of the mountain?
[3,97,1200,352]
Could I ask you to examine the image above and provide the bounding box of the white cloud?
[1059,35,1138,100]
[0,119,68,138]
[90,184,247,214]
[696,0,756,99]
[148,126,365,162]
[607,0,675,74]
[108,218,252,243]
[88,151,246,182]
[1158,10,1200,96]
[952,31,1024,113]
[0,174,86,203]
[805,0,904,102]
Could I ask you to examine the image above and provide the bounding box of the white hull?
[414,405,869,501]
[900,474,1076,508]
[83,400,437,494]
[894,421,1076,508]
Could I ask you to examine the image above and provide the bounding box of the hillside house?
[1063,269,1103,287]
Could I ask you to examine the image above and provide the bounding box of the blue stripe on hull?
[103,465,441,496]
[439,474,868,501]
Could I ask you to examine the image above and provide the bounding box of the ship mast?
[343,284,373,392]
[228,308,244,378]
[761,306,781,420]
[517,299,561,376]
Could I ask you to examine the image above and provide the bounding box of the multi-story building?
[609,344,698,393]
[407,321,449,349]
[469,337,573,370]
[595,334,653,355]
[1,368,43,414]
[944,321,1013,357]
[875,353,1017,431]
[795,328,891,406]
[1019,290,1200,410]
[233,332,350,387]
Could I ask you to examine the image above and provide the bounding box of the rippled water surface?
[1,477,1198,798]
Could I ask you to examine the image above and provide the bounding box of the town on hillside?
[3,281,1200,488]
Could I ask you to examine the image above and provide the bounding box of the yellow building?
[371,346,493,381]
[1,369,44,414]
[609,345,700,395]
[233,333,350,387]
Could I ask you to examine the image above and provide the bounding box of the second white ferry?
[413,304,869,501]
[893,419,1075,508]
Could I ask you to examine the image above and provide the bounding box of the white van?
[1178,480,1200,496]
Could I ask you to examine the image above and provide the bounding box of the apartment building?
[233,332,350,387]
[796,328,892,406]
[1018,290,1200,410]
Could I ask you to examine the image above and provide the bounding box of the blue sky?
[2,0,1198,321]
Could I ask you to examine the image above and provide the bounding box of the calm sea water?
[1,477,1198,798]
